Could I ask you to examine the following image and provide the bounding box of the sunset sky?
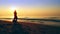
[0,0,60,18]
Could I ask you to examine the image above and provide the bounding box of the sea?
[0,17,60,26]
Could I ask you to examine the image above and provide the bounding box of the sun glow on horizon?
[10,6,16,11]
[9,6,19,13]
[9,6,18,14]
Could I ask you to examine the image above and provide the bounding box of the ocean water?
[0,17,60,26]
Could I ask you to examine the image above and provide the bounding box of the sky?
[0,0,60,18]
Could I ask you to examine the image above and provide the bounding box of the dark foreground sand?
[0,20,60,34]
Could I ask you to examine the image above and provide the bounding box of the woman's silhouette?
[14,10,17,20]
[13,10,18,24]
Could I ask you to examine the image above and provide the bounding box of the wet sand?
[0,20,60,34]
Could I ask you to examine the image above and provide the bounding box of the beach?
[0,20,60,34]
